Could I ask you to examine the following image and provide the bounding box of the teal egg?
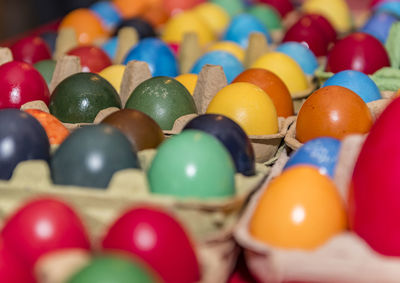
[33,59,56,86]
[125,76,197,130]
[147,130,236,199]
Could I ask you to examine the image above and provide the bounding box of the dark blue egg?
[361,12,398,43]
[0,109,50,180]
[284,137,341,178]
[183,114,255,176]
[113,17,157,39]
[51,124,140,189]
[40,32,57,53]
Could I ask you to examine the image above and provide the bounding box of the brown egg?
[296,86,373,143]
[101,109,164,151]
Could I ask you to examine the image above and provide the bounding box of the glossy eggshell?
[300,14,337,44]
[247,4,282,31]
[10,36,51,65]
[51,124,140,189]
[326,32,390,74]
[349,97,400,256]
[183,114,255,176]
[296,86,373,143]
[67,254,160,283]
[125,76,197,130]
[249,166,347,250]
[98,64,126,93]
[175,73,198,95]
[233,68,294,117]
[361,11,398,43]
[193,2,230,35]
[90,1,122,31]
[0,109,50,180]
[67,46,112,73]
[1,198,90,268]
[148,130,235,198]
[208,41,245,62]
[284,137,341,178]
[323,70,382,103]
[257,0,293,17]
[101,109,164,151]
[0,61,50,109]
[102,207,200,283]
[49,72,121,123]
[276,42,318,75]
[123,38,178,77]
[34,59,56,86]
[113,17,156,39]
[210,0,245,17]
[0,241,35,283]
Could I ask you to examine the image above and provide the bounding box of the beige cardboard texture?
[114,27,139,65]
[0,47,13,66]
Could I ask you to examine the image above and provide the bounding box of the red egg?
[257,0,293,17]
[0,61,50,109]
[102,206,200,283]
[300,14,337,44]
[1,198,91,268]
[326,32,390,75]
[168,42,180,55]
[67,45,112,73]
[10,36,51,65]
[350,97,400,256]
[282,16,330,57]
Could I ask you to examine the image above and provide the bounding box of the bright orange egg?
[113,0,148,18]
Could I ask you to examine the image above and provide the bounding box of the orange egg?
[250,166,347,250]
[233,68,294,118]
[113,0,148,18]
[142,5,169,28]
[296,86,373,143]
[59,9,108,45]
[24,109,69,145]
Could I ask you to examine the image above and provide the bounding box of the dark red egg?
[256,0,293,17]
[67,45,112,73]
[10,36,51,65]
[0,61,50,109]
[326,32,390,74]
[300,14,337,44]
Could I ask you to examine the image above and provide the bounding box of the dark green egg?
[34,59,56,86]
[125,76,197,130]
[51,124,139,189]
[49,73,121,123]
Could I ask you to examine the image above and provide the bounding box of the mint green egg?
[248,4,282,30]
[148,130,235,199]
[211,0,245,17]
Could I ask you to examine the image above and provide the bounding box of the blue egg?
[323,70,382,103]
[284,137,341,178]
[90,1,122,31]
[276,42,318,75]
[123,38,178,77]
[361,12,398,43]
[376,1,400,18]
[102,37,118,60]
[190,51,244,83]
[223,14,272,47]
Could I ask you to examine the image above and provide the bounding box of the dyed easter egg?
[148,130,235,198]
[210,0,245,17]
[10,36,51,64]
[257,0,294,17]
[247,4,282,31]
[300,14,337,44]
[375,1,400,18]
[113,17,156,39]
[250,166,347,249]
[49,73,121,123]
[0,61,50,109]
[326,32,390,74]
[323,70,382,103]
[193,3,230,35]
[90,1,122,31]
[101,109,164,151]
[67,45,112,73]
[276,42,318,75]
[101,37,118,60]
[162,0,205,16]
[102,206,200,282]
[125,76,197,130]
[361,11,398,43]
[98,64,126,92]
[183,114,255,176]
[296,86,373,143]
[206,82,278,135]
[123,38,178,77]
[233,68,294,117]
[34,59,56,86]
[175,73,198,95]
[1,198,90,267]
[0,241,35,283]
[51,124,140,189]
[208,41,245,62]
[40,31,57,53]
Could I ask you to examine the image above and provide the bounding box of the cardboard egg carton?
[234,135,400,283]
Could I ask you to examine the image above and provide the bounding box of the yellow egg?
[251,52,309,96]
[303,0,352,33]
[98,64,126,93]
[250,166,347,250]
[175,74,198,95]
[206,82,278,135]
[162,11,215,46]
[208,41,245,62]
[193,3,230,36]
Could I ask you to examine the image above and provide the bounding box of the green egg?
[125,76,197,130]
[49,72,121,123]
[34,59,56,86]
[148,130,235,199]
[211,0,245,17]
[67,254,159,283]
[248,4,283,30]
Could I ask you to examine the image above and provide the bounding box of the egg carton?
[234,135,400,283]
[0,149,269,283]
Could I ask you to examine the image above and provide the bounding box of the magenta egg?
[67,45,112,73]
[10,36,51,65]
[300,14,337,44]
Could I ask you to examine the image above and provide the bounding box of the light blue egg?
[361,12,398,43]
[223,14,272,48]
[101,37,118,60]
[375,1,400,18]
[323,70,382,103]
[284,137,341,178]
[190,51,244,83]
[90,1,122,31]
[276,42,318,75]
[123,38,178,77]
